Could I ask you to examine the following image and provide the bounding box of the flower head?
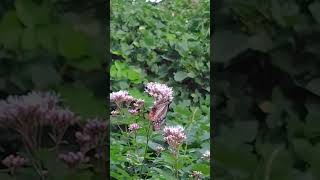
[163,125,186,149]
[146,0,162,3]
[155,145,165,156]
[128,123,140,132]
[128,109,139,115]
[59,152,87,169]
[110,90,134,106]
[133,99,145,109]
[0,91,60,124]
[145,82,173,103]
[111,110,120,116]
[2,155,28,170]
[44,108,78,127]
[110,90,129,102]
[190,171,202,179]
[76,119,107,153]
[201,150,210,160]
[83,119,107,135]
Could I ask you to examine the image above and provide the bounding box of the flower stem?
[140,120,152,177]
[174,147,180,179]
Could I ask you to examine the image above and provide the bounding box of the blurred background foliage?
[0,0,107,179]
[214,0,320,179]
[110,0,210,179]
[0,0,106,119]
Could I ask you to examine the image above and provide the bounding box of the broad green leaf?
[174,71,188,82]
[15,0,50,27]
[57,24,90,59]
[22,28,37,50]
[27,63,61,88]
[57,83,106,118]
[0,11,23,49]
[214,31,248,63]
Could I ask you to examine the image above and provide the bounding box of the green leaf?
[15,0,50,27]
[57,24,90,59]
[0,11,23,49]
[174,71,188,82]
[306,78,320,96]
[57,83,106,118]
[22,28,37,50]
[192,164,210,175]
[36,25,57,52]
[292,138,313,162]
[67,56,101,71]
[214,31,248,63]
[247,32,273,52]
[27,63,61,88]
[35,148,68,180]
[143,32,155,48]
[309,2,320,24]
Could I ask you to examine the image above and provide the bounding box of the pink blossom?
[128,123,140,132]
[133,99,145,108]
[2,154,28,173]
[110,90,129,102]
[145,82,173,103]
[59,152,87,169]
[163,125,186,149]
[128,109,139,115]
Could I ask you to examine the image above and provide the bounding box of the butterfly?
[148,99,172,131]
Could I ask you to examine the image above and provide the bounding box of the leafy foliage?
[111,0,210,179]
[214,0,320,179]
[0,0,107,179]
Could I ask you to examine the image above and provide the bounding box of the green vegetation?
[111,0,210,179]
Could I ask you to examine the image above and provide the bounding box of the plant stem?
[139,120,152,177]
[143,121,152,159]
[184,108,198,156]
[265,145,283,180]
[174,147,180,179]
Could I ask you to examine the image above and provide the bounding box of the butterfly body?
[148,99,171,131]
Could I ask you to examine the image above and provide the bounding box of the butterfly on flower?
[148,99,171,131]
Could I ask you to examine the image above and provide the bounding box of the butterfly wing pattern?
[148,100,171,131]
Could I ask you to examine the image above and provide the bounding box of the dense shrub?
[110,0,210,179]
[214,0,320,179]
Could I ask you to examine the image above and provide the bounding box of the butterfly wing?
[150,100,171,131]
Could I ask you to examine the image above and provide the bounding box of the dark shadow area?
[213,0,320,179]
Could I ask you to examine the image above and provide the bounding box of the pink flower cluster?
[128,123,140,132]
[0,91,78,151]
[163,126,186,149]
[110,90,134,105]
[145,82,173,103]
[0,91,60,124]
[59,152,87,169]
[128,99,144,115]
[2,154,28,173]
[110,90,145,116]
[75,119,107,153]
